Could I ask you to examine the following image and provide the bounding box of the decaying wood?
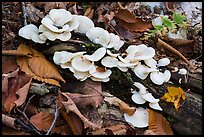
[142,76,202,135]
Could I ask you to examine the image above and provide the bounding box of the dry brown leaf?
[84,7,94,19]
[115,9,153,32]
[2,59,19,74]
[30,111,54,131]
[163,36,195,47]
[14,77,32,108]
[165,2,176,11]
[160,86,186,110]
[26,3,45,23]
[58,91,101,131]
[3,68,32,113]
[13,43,65,86]
[103,92,136,115]
[2,126,30,135]
[60,110,84,135]
[148,109,174,135]
[91,124,127,135]
[2,114,16,129]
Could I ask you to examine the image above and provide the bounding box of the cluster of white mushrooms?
[18,8,182,128]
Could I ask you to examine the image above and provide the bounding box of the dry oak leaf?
[13,44,65,86]
[103,92,136,116]
[30,111,72,134]
[68,79,103,108]
[115,9,153,32]
[160,86,186,110]
[148,109,173,135]
[91,124,128,135]
[3,68,32,113]
[58,91,101,132]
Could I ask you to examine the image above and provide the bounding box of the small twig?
[21,2,27,26]
[157,38,193,68]
[46,102,59,135]
[117,2,125,10]
[16,94,42,135]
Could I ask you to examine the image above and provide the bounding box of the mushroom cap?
[60,62,75,72]
[71,56,94,72]
[144,58,157,68]
[178,68,187,75]
[126,44,155,61]
[83,47,106,61]
[117,66,128,72]
[107,49,120,57]
[19,24,39,40]
[101,56,118,68]
[150,71,165,85]
[163,70,171,82]
[157,58,170,67]
[107,33,124,50]
[86,27,110,46]
[73,70,90,81]
[118,61,138,68]
[149,102,163,111]
[49,9,72,27]
[40,25,71,41]
[131,92,146,104]
[73,15,94,34]
[53,51,74,65]
[66,15,79,31]
[141,93,160,103]
[39,33,47,41]
[124,107,149,128]
[89,65,112,79]
[30,33,46,44]
[118,56,130,63]
[133,82,147,94]
[133,62,151,80]
[90,76,110,82]
[41,15,70,33]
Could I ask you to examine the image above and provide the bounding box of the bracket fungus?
[178,68,187,75]
[124,107,149,128]
[83,47,106,62]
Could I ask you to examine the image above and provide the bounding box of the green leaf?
[161,16,175,29]
[173,12,186,26]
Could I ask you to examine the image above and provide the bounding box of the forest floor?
[2,2,202,135]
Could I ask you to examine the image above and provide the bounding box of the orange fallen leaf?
[58,91,101,132]
[103,92,136,116]
[115,9,153,32]
[3,43,65,86]
[148,109,174,135]
[3,69,32,113]
[160,86,186,110]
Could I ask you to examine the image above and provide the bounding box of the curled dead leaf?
[58,91,101,132]
[115,9,153,32]
[103,92,136,115]
[148,109,173,135]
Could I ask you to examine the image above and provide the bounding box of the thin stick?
[46,102,59,135]
[157,38,192,67]
[21,2,27,26]
[117,2,125,10]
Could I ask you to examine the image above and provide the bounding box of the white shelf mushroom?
[41,9,72,33]
[18,24,46,44]
[107,49,120,57]
[72,15,94,34]
[124,107,149,128]
[106,33,124,51]
[157,58,170,67]
[86,27,110,47]
[131,92,146,104]
[133,82,147,94]
[149,102,163,111]
[101,56,118,68]
[144,58,157,68]
[178,68,187,75]
[83,47,106,62]
[71,56,94,72]
[141,93,160,103]
[89,65,112,80]
[53,51,74,65]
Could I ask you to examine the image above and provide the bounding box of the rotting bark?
[142,74,202,135]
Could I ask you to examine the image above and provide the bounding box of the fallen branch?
[157,38,192,67]
[21,2,27,26]
[46,102,60,135]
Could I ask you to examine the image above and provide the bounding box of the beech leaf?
[115,9,153,32]
[103,92,136,116]
[160,86,186,110]
[14,43,65,86]
[148,109,174,135]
